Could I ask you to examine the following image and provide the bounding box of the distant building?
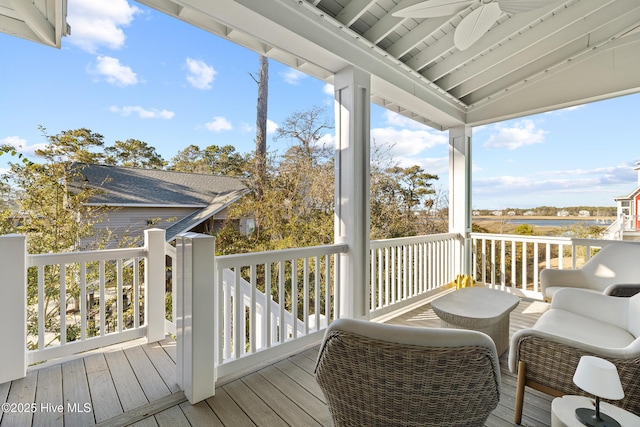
[507,211,516,216]
[578,210,590,217]
[557,210,570,217]
[609,161,640,240]
[73,164,249,247]
[523,211,535,216]
[491,211,503,216]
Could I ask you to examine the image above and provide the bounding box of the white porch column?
[449,125,473,274]
[144,228,166,343]
[176,233,216,404]
[334,66,371,319]
[0,234,27,384]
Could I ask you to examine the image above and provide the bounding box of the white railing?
[164,241,177,336]
[213,243,347,378]
[603,215,640,240]
[469,233,623,298]
[27,246,147,364]
[0,230,167,379]
[370,233,462,317]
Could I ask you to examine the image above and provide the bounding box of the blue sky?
[1,0,639,210]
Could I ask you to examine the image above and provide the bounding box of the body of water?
[475,218,613,227]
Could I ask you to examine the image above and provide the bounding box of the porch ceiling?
[134,0,640,130]
[0,0,69,48]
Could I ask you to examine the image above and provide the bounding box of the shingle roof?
[76,164,248,206]
[74,164,249,242]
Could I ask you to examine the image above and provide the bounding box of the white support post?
[0,234,27,383]
[145,228,166,343]
[334,66,371,320]
[176,233,216,404]
[449,125,473,275]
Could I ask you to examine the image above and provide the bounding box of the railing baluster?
[303,258,309,335]
[278,261,285,342]
[100,260,105,337]
[80,263,87,341]
[38,265,45,350]
[265,262,272,347]
[314,255,320,332]
[60,264,66,345]
[250,264,256,353]
[117,259,123,333]
[292,260,298,339]
[133,258,139,329]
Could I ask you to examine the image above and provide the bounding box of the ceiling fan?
[393,0,559,51]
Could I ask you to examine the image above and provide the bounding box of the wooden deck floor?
[1,297,552,427]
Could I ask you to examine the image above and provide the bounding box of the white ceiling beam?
[466,34,640,125]
[362,0,424,43]
[386,16,449,59]
[457,1,640,102]
[441,0,622,93]
[423,0,569,82]
[8,0,55,46]
[404,30,456,72]
[335,0,376,27]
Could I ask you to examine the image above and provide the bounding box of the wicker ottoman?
[431,287,519,355]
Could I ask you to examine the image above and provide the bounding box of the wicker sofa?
[509,289,640,424]
[540,242,640,301]
[315,318,501,427]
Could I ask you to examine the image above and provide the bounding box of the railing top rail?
[370,232,461,249]
[215,243,348,268]
[469,232,572,244]
[27,247,146,267]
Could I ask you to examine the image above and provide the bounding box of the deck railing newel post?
[176,232,216,404]
[145,228,166,343]
[0,234,27,384]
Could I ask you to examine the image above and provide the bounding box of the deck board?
[103,351,148,411]
[178,401,223,427]
[204,388,255,426]
[2,370,37,427]
[84,354,123,423]
[61,358,95,427]
[123,345,171,402]
[222,378,288,427]
[0,296,557,427]
[32,365,63,427]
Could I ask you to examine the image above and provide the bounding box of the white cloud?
[90,56,138,86]
[281,68,307,85]
[371,127,447,157]
[383,110,431,131]
[483,119,547,150]
[323,84,334,96]
[240,119,278,135]
[0,136,47,157]
[67,0,141,53]
[205,116,232,132]
[267,119,279,135]
[110,105,174,119]
[185,58,216,90]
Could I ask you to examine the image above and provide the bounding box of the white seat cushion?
[545,286,601,300]
[534,309,635,349]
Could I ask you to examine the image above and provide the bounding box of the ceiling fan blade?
[497,0,560,14]
[393,0,474,18]
[454,2,503,50]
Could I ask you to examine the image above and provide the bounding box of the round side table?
[551,395,640,427]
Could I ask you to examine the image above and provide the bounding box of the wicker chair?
[541,242,640,301]
[314,318,501,427]
[509,289,640,424]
